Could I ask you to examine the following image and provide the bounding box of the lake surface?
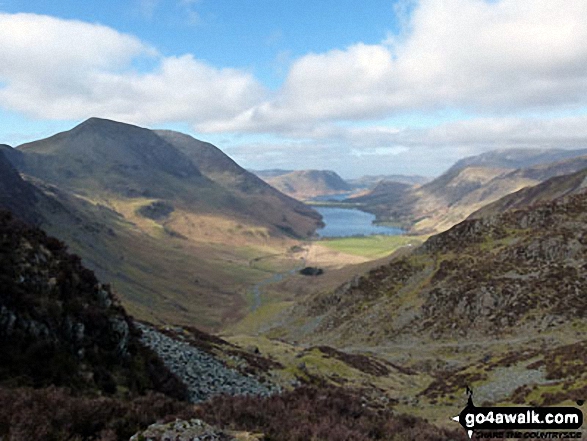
[314,206,404,238]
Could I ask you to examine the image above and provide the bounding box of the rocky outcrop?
[137,323,280,403]
[0,210,187,398]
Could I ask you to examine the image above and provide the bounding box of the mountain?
[14,118,321,238]
[0,209,464,440]
[275,189,587,416]
[353,150,587,233]
[348,180,413,209]
[17,118,203,199]
[347,174,430,189]
[283,188,587,344]
[258,169,352,200]
[350,165,510,230]
[420,155,587,232]
[0,118,323,330]
[250,169,294,179]
[447,147,587,173]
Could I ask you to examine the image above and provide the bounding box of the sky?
[1,1,587,178]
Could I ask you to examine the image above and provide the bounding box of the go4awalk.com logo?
[451,388,584,439]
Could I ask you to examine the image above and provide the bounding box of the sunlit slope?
[156,130,322,237]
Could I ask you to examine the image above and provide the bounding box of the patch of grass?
[227,301,295,335]
[320,235,422,259]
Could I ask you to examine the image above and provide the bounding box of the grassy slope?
[32,185,305,332]
[224,242,420,337]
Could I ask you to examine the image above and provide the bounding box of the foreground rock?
[130,418,263,441]
[136,323,279,403]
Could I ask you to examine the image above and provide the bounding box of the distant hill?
[348,174,429,189]
[251,169,294,179]
[259,169,352,200]
[447,147,587,173]
[354,149,587,233]
[351,165,510,231]
[348,180,413,207]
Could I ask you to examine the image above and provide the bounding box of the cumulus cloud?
[0,12,265,125]
[199,0,587,132]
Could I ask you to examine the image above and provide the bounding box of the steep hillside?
[0,210,186,398]
[156,130,321,237]
[0,149,40,225]
[17,118,204,200]
[0,209,466,439]
[421,155,587,232]
[351,166,509,230]
[14,118,321,239]
[260,169,352,200]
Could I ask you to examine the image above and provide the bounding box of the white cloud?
[0,13,264,125]
[199,0,587,133]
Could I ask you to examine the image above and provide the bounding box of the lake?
[314,206,404,238]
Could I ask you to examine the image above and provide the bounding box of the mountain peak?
[16,117,203,196]
[71,117,146,136]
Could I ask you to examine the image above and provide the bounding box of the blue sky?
[1,0,587,177]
